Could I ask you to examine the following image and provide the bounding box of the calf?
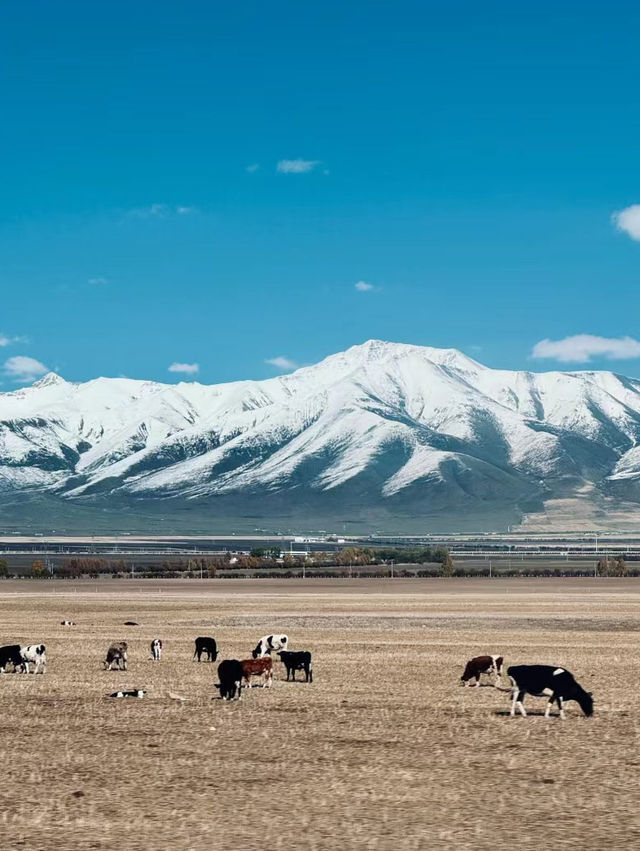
[252,634,288,659]
[278,650,313,683]
[109,689,146,699]
[215,659,244,700]
[104,641,128,671]
[194,636,217,662]
[150,638,163,661]
[20,644,47,674]
[461,655,503,687]
[0,644,23,674]
[60,620,76,627]
[241,657,273,689]
[507,665,594,719]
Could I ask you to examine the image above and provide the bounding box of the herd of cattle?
[0,630,313,703]
[0,629,593,718]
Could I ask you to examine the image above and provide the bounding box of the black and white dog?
[507,665,594,719]
[150,639,163,661]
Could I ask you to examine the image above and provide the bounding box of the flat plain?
[0,577,638,850]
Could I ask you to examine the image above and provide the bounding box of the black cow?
[194,636,218,662]
[278,650,313,683]
[215,659,244,700]
[507,665,594,719]
[0,644,23,673]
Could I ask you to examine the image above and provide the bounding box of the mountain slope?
[2,340,640,531]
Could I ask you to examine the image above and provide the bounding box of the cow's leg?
[516,691,527,716]
[544,697,554,718]
[474,675,481,688]
[557,696,566,720]
[22,662,29,674]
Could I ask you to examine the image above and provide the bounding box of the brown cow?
[241,657,273,689]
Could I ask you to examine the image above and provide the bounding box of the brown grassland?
[0,577,639,850]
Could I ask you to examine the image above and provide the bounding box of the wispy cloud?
[246,163,260,173]
[3,355,49,382]
[355,280,375,292]
[276,159,321,174]
[168,362,199,375]
[88,277,108,286]
[0,333,27,347]
[612,205,640,241]
[531,334,640,363]
[127,204,196,219]
[265,356,298,370]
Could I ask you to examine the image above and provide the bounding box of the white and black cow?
[215,659,244,700]
[60,620,76,627]
[20,644,47,674]
[109,689,146,699]
[461,654,503,687]
[252,634,288,659]
[150,638,163,661]
[507,665,594,719]
[0,644,23,673]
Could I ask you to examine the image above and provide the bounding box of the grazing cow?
[278,650,313,683]
[150,638,163,661]
[215,659,244,700]
[20,644,47,674]
[0,644,23,673]
[461,655,503,687]
[60,620,76,627]
[241,657,273,688]
[507,665,594,719]
[109,689,146,699]
[104,641,128,671]
[252,634,288,659]
[193,636,217,662]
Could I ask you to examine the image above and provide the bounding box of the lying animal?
[241,657,273,688]
[109,689,146,698]
[461,655,503,687]
[215,659,244,700]
[194,636,217,662]
[507,665,594,719]
[20,644,47,674]
[104,642,128,671]
[0,644,23,673]
[278,650,313,683]
[150,638,163,661]
[252,634,288,659]
[60,620,76,626]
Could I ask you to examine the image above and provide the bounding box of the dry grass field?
[0,577,639,850]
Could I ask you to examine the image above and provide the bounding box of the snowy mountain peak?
[2,340,640,531]
[31,372,67,388]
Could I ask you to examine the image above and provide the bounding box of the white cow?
[20,644,47,674]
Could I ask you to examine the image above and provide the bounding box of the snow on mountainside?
[2,340,640,530]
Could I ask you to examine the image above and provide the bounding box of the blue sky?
[1,1,640,386]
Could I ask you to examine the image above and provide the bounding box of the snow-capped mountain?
[3,340,640,531]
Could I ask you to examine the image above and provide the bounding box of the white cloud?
[531,334,640,363]
[612,205,640,241]
[276,159,321,174]
[246,163,260,173]
[265,356,298,370]
[0,333,26,347]
[3,355,49,382]
[168,362,199,375]
[355,280,375,292]
[128,204,195,219]
[88,277,108,286]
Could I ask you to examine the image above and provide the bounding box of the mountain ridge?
[2,340,640,532]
